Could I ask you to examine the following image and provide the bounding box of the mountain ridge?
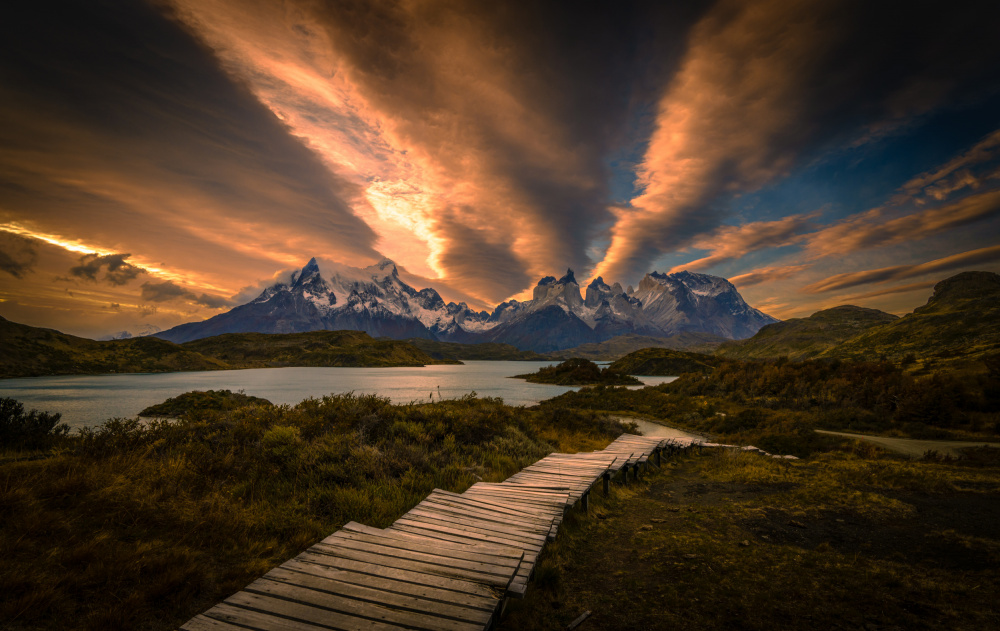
[155,257,778,352]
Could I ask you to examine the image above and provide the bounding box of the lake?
[0,361,677,431]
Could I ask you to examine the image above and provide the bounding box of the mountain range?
[155,258,778,352]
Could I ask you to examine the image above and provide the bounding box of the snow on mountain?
[97,323,162,341]
[156,257,778,350]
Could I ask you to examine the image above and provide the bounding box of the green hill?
[182,330,456,368]
[608,347,719,375]
[554,332,727,361]
[716,305,898,361]
[0,316,227,378]
[827,271,1000,370]
[0,319,454,378]
[513,358,642,385]
[403,338,548,361]
[138,389,273,418]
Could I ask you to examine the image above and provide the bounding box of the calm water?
[0,361,677,431]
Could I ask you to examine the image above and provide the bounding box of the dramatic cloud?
[670,215,816,273]
[730,265,810,289]
[2,0,1000,336]
[140,280,231,308]
[69,253,145,286]
[805,189,1000,259]
[802,245,1000,294]
[0,0,380,301]
[0,233,37,278]
[899,129,1000,203]
[594,0,1000,283]
[165,0,700,302]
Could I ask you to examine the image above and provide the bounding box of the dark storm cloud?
[140,279,231,308]
[69,253,145,286]
[0,234,37,278]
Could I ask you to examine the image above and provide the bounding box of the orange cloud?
[729,265,810,288]
[801,245,1000,293]
[668,215,816,273]
[167,0,613,304]
[594,0,844,282]
[804,189,1000,259]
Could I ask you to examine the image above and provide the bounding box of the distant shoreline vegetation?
[0,321,459,379]
[513,358,642,386]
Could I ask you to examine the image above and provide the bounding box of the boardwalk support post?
[603,472,611,496]
[581,491,589,512]
[656,448,662,468]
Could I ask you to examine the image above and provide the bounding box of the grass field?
[500,444,1000,630]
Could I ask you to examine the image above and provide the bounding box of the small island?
[513,358,642,385]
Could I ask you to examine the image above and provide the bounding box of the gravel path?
[815,429,1000,458]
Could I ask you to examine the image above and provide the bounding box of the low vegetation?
[608,347,719,375]
[0,319,453,378]
[501,445,1000,630]
[543,355,1000,457]
[404,338,549,361]
[554,332,726,361]
[514,358,642,385]
[137,389,273,418]
[0,393,632,630]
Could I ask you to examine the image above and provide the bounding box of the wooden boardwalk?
[181,433,696,631]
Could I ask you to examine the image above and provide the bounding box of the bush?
[0,397,69,449]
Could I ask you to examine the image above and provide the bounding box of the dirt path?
[611,415,707,441]
[815,429,1000,458]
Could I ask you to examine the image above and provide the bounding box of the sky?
[2,0,1000,339]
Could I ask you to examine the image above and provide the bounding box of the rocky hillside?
[156,257,777,352]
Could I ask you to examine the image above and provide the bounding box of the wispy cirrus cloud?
[801,245,1000,294]
[804,188,1000,259]
[730,265,810,288]
[669,215,816,273]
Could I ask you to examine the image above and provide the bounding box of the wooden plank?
[318,536,517,578]
[409,506,553,540]
[295,552,497,599]
[430,491,562,520]
[180,614,248,631]
[431,489,562,517]
[202,603,336,631]
[246,577,482,631]
[389,522,542,554]
[223,591,408,631]
[326,529,522,569]
[392,515,546,550]
[419,498,555,530]
[311,542,514,588]
[264,567,494,625]
[341,521,524,559]
[280,559,499,613]
[401,507,548,542]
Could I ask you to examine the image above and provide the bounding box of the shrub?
[0,397,69,449]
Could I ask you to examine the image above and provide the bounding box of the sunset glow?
[2,0,999,337]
